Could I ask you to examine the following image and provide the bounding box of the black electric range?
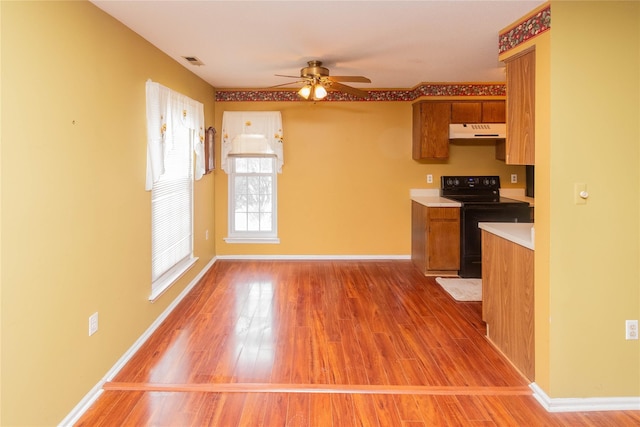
[441,176,531,278]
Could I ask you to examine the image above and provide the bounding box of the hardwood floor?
[76,260,640,426]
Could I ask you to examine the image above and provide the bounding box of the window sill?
[149,256,198,302]
[224,237,280,244]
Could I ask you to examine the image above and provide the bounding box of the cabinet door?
[482,101,506,123]
[451,102,481,123]
[506,49,535,165]
[426,208,460,271]
[412,102,451,160]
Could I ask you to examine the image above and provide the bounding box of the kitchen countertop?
[478,222,535,250]
[410,188,533,209]
[410,189,462,207]
[500,189,535,207]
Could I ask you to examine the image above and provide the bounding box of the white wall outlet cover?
[626,320,638,340]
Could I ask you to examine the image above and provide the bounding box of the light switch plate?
[575,183,587,205]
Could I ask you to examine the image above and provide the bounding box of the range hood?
[449,123,506,139]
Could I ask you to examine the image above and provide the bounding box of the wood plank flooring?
[75,260,640,426]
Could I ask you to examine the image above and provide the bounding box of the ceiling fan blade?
[266,80,305,88]
[328,76,371,83]
[275,74,303,79]
[328,81,369,98]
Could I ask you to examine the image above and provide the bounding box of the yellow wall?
[548,1,639,398]
[214,101,525,256]
[502,1,640,399]
[1,2,215,425]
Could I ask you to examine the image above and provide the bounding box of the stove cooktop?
[440,175,528,206]
[443,194,528,206]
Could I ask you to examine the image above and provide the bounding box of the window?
[150,126,197,299]
[226,156,279,243]
[145,81,204,301]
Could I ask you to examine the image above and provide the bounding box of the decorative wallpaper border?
[216,83,506,102]
[498,3,551,54]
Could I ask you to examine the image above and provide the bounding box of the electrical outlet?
[205,229,209,240]
[426,174,433,184]
[511,174,518,184]
[626,320,638,340]
[89,312,99,336]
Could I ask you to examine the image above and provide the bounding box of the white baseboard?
[530,383,640,412]
[58,257,217,427]
[215,254,411,260]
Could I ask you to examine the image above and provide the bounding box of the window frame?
[225,155,279,244]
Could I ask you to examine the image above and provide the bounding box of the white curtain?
[145,80,205,190]
[221,111,284,173]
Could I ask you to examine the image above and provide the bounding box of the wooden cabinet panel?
[427,217,460,270]
[451,102,481,123]
[495,140,506,161]
[482,230,534,380]
[411,201,427,272]
[411,202,460,275]
[482,101,506,123]
[506,49,535,165]
[412,102,451,160]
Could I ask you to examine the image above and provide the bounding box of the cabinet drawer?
[427,207,459,220]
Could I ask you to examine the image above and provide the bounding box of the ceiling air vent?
[183,56,204,66]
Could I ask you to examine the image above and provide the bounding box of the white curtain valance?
[221,111,284,173]
[145,80,205,190]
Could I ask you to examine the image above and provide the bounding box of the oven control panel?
[441,175,500,190]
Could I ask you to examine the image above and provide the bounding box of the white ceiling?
[90,0,545,90]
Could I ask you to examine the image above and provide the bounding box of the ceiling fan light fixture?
[277,60,371,100]
[298,85,312,99]
[313,84,327,100]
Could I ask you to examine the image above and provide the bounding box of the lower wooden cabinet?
[411,202,460,275]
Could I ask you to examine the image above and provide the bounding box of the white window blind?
[151,126,193,286]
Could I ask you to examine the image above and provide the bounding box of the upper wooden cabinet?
[451,102,505,124]
[451,102,481,123]
[413,100,505,160]
[412,102,451,160]
[481,101,507,123]
[505,48,535,165]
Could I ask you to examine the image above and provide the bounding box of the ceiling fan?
[273,60,371,100]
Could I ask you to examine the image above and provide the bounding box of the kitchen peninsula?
[479,222,535,381]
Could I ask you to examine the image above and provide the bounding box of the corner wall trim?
[530,383,640,412]
[58,257,218,427]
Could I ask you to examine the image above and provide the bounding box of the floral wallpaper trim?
[215,83,506,102]
[498,4,551,54]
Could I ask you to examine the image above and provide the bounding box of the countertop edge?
[411,196,462,208]
[479,222,534,250]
